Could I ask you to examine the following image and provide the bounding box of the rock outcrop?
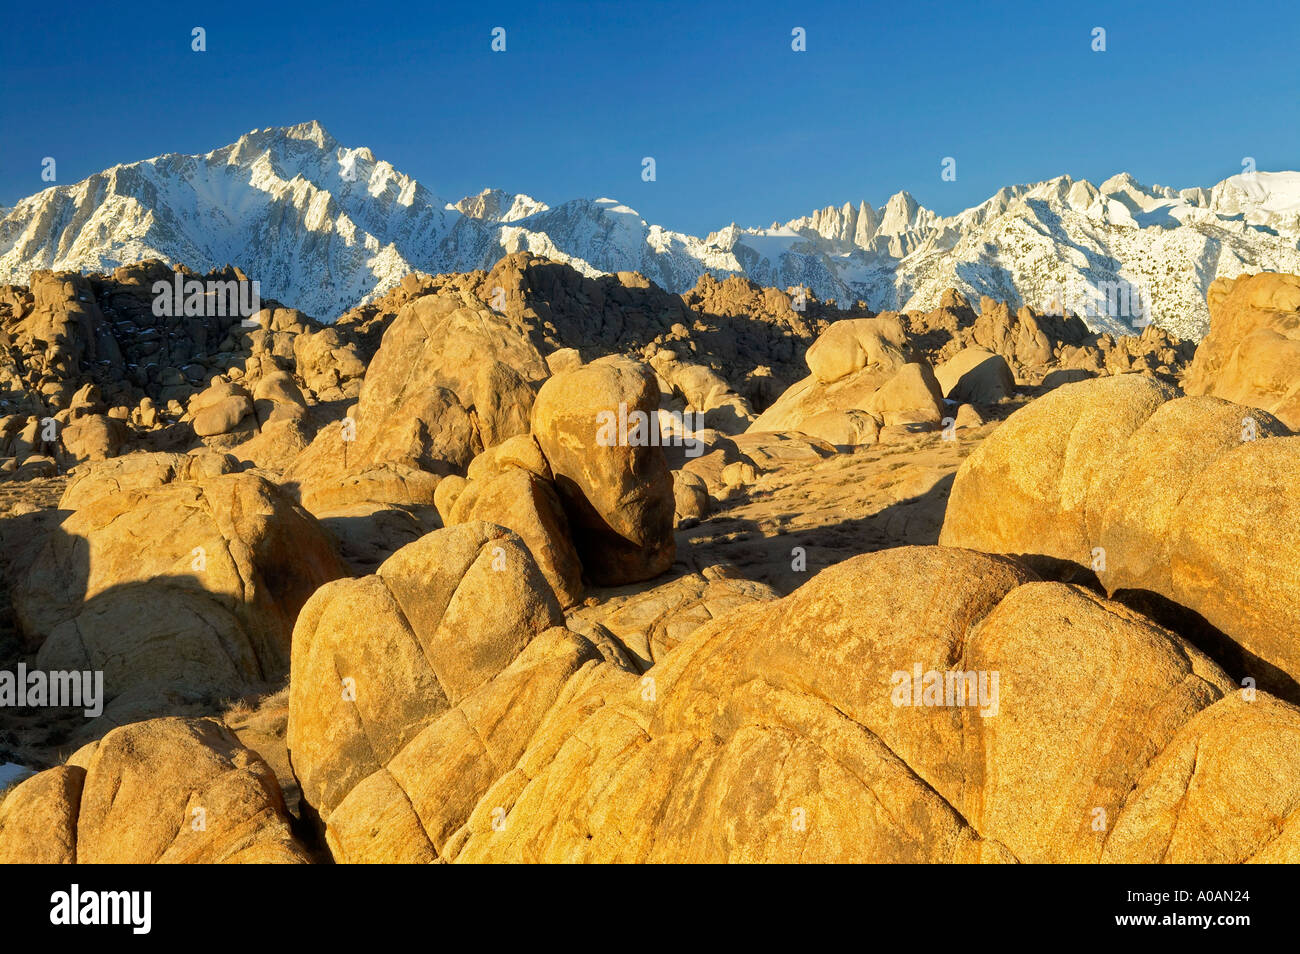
[0,718,308,863]
[901,291,1194,388]
[287,522,630,861]
[451,547,1300,863]
[0,261,370,481]
[934,347,1015,405]
[274,539,1300,863]
[14,472,346,717]
[1184,271,1300,429]
[59,450,239,511]
[940,374,1300,699]
[530,357,676,585]
[3,256,1295,868]
[441,436,584,607]
[748,317,944,441]
[287,288,549,513]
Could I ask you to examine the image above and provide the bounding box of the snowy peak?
[1211,171,1300,221]
[788,200,874,245]
[280,118,334,149]
[878,190,923,233]
[451,189,549,223]
[2,122,1300,339]
[237,119,336,153]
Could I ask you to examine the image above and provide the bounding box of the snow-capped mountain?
[755,171,1300,339]
[3,120,1299,339]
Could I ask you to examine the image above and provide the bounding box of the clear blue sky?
[2,0,1297,234]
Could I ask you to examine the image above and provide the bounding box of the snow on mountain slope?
[2,121,1299,338]
[0,122,463,316]
[449,188,549,223]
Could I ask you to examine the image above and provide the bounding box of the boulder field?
[1,258,1297,865]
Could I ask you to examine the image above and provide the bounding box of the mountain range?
[3,119,1299,339]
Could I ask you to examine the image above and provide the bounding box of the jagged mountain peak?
[451,188,548,223]
[236,119,337,150]
[3,126,1300,339]
[1100,171,1145,193]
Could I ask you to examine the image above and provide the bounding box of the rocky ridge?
[5,121,1300,339]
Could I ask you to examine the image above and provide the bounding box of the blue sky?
[2,0,1298,234]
